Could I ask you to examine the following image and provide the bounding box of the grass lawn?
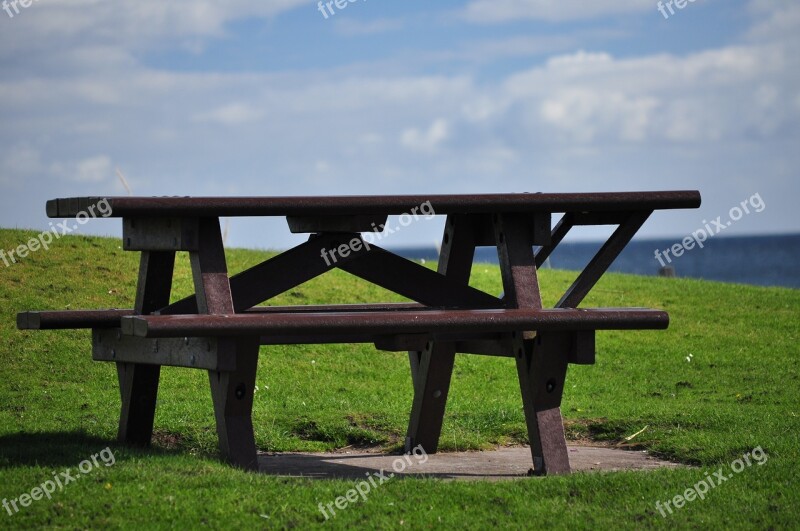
[0,228,798,529]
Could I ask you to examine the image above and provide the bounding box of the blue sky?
[0,0,797,250]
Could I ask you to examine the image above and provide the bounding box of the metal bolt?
[184,337,190,346]
[546,380,556,393]
[111,349,116,359]
[189,355,196,366]
[235,383,246,400]
[433,390,442,399]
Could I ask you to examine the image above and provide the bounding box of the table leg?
[117,251,175,446]
[209,337,260,470]
[495,213,571,475]
[514,334,570,475]
[191,218,260,470]
[405,215,476,454]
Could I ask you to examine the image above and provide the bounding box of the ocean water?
[391,234,800,289]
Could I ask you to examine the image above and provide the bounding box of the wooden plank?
[17,304,421,330]
[45,191,702,218]
[123,218,199,251]
[17,310,134,330]
[286,215,388,234]
[116,251,174,447]
[161,233,370,314]
[535,213,574,268]
[94,329,235,371]
[190,217,260,471]
[208,336,260,471]
[516,333,573,475]
[339,245,501,309]
[122,308,669,338]
[405,214,478,454]
[495,213,570,475]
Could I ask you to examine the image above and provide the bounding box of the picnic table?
[18,191,701,475]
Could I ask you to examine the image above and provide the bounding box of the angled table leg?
[495,213,571,475]
[117,250,175,445]
[405,215,476,454]
[191,217,260,470]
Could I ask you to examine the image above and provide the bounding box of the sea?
[391,234,800,289]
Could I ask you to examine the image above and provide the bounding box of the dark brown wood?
[27,191,702,473]
[190,219,233,315]
[46,191,702,218]
[190,218,260,470]
[122,308,668,338]
[286,215,388,234]
[557,211,651,308]
[17,309,134,330]
[209,336,260,471]
[405,214,478,454]
[495,213,571,475]
[516,333,573,475]
[535,213,575,268]
[339,245,501,309]
[162,233,369,314]
[17,304,423,330]
[116,251,174,446]
[567,330,596,365]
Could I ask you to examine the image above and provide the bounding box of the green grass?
[0,228,798,529]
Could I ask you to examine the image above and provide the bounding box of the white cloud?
[73,155,112,183]
[194,103,266,126]
[401,119,450,152]
[503,44,796,144]
[463,0,653,23]
[747,0,800,42]
[0,0,310,52]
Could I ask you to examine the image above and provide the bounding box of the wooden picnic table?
[18,191,701,474]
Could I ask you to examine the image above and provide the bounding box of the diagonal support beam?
[535,213,575,269]
[161,232,368,314]
[556,211,651,308]
[339,244,501,309]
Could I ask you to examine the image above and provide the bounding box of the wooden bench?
[18,191,701,474]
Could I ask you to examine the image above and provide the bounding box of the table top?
[47,191,701,218]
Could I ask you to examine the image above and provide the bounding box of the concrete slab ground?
[258,445,681,481]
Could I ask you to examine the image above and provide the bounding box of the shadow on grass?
[0,431,181,469]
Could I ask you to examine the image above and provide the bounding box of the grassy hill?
[0,228,798,528]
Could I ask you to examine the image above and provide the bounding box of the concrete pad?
[258,446,681,481]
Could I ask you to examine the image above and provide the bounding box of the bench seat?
[120,308,668,339]
[16,304,425,330]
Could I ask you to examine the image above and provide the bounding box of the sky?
[0,0,797,250]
